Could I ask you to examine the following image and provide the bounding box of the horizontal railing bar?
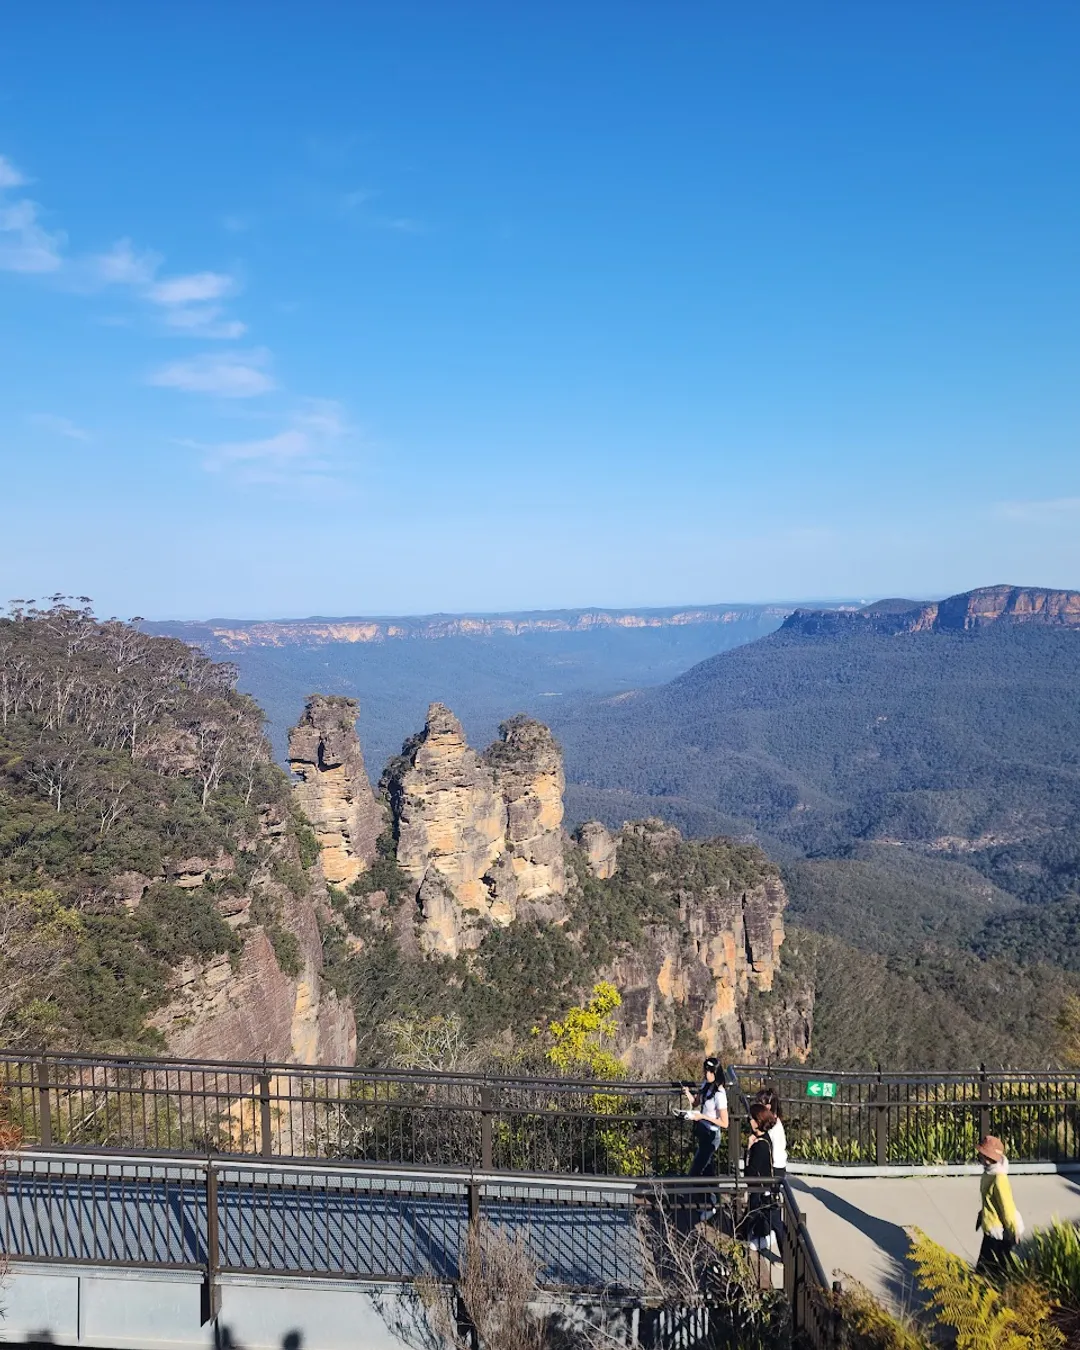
[8,1147,771,1191]
[19,1084,677,1120]
[6,1046,1075,1090]
[0,1047,684,1093]
[5,1255,204,1273]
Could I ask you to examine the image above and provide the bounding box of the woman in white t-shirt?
[754,1087,787,1179]
[682,1056,729,1176]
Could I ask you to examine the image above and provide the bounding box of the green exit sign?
[806,1081,837,1099]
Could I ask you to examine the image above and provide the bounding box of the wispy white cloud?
[160,304,247,339]
[0,156,65,274]
[0,155,29,189]
[26,413,93,442]
[149,349,274,398]
[995,497,1080,522]
[86,242,246,337]
[90,238,160,287]
[149,271,233,306]
[188,399,355,486]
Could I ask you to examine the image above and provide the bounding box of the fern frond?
[907,1228,1062,1350]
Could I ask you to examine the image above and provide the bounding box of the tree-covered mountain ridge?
[783,583,1080,637]
[548,583,1080,1067]
[0,598,353,1061]
[555,582,1080,865]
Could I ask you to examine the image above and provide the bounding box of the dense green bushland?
[555,626,1080,868]
[0,598,301,1048]
[784,925,1080,1070]
[552,622,1080,1056]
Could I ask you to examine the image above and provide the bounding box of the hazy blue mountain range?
[147,603,802,771]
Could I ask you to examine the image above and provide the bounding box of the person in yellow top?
[975,1134,1022,1275]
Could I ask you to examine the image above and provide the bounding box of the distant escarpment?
[150,603,796,651]
[0,600,352,1065]
[783,584,1080,637]
[310,701,809,1071]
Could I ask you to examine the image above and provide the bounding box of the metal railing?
[5,1049,1080,1173]
[0,1049,697,1174]
[781,1179,842,1349]
[734,1065,1080,1166]
[0,1149,831,1341]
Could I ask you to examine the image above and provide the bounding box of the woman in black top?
[744,1103,776,1248]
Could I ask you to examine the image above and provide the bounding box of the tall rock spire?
[288,695,382,886]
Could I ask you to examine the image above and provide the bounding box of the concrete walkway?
[791,1173,1080,1314]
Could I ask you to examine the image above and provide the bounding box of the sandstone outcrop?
[584,820,806,1074]
[485,716,567,920]
[784,585,1080,638]
[573,820,618,879]
[294,699,807,1071]
[289,695,382,886]
[151,800,356,1067]
[383,705,569,954]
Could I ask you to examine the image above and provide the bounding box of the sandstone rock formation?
[151,799,356,1067]
[152,919,355,1067]
[485,715,566,920]
[289,695,382,886]
[573,820,618,879]
[785,585,1080,638]
[582,820,805,1074]
[292,697,807,1071]
[384,705,569,955]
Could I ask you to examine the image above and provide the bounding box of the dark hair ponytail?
[701,1057,725,1102]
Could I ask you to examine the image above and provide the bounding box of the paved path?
[791,1173,1080,1313]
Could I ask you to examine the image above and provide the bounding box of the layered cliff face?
[152,604,796,650]
[148,801,355,1066]
[306,700,806,1070]
[288,695,382,886]
[383,705,568,954]
[784,585,1080,638]
[590,822,805,1074]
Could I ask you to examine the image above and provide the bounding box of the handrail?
[6,1045,1075,1088]
[0,1046,683,1093]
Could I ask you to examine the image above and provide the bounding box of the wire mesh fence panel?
[0,1155,206,1266]
[0,1149,842,1346]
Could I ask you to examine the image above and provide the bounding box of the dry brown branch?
[417,1221,548,1350]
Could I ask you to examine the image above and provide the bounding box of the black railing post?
[259,1064,273,1158]
[468,1178,481,1225]
[831,1279,843,1347]
[203,1160,221,1325]
[479,1086,493,1170]
[874,1081,889,1167]
[36,1054,53,1147]
[978,1064,990,1143]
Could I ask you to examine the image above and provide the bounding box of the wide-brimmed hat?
[977,1135,1006,1163]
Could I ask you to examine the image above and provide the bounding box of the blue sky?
[1,3,1078,619]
